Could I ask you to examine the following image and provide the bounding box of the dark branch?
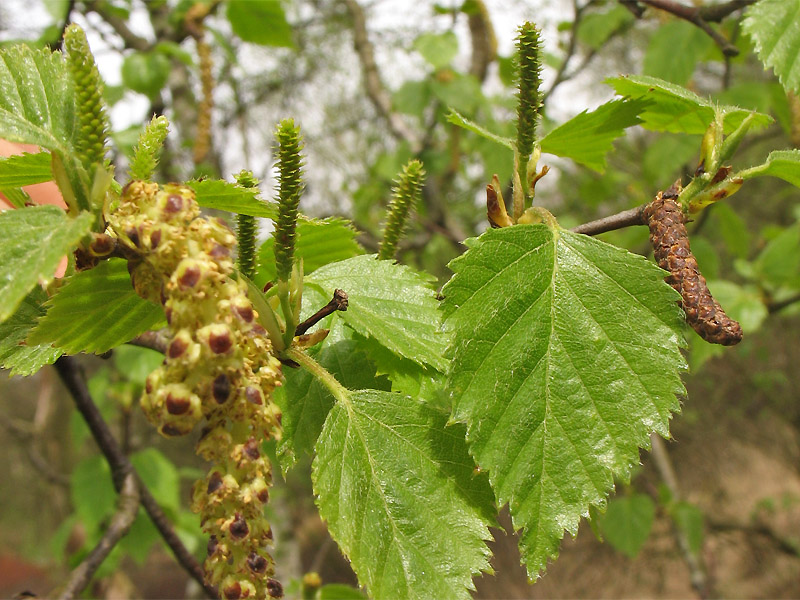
[85,0,151,51]
[767,292,800,315]
[130,329,171,354]
[57,473,139,600]
[53,356,218,599]
[0,413,70,487]
[570,205,647,235]
[295,289,349,336]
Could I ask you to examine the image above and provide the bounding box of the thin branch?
[57,473,140,600]
[767,292,800,314]
[295,289,349,336]
[342,0,421,151]
[544,0,589,103]
[638,0,740,56]
[570,204,647,235]
[129,329,171,354]
[697,0,758,22]
[650,434,710,598]
[53,356,218,599]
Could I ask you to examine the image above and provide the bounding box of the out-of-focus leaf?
[671,501,704,555]
[227,0,294,47]
[643,20,714,86]
[598,494,655,558]
[753,222,800,288]
[414,31,458,69]
[741,149,800,187]
[446,109,513,149]
[577,5,634,49]
[0,206,93,323]
[121,51,171,98]
[743,0,800,92]
[70,455,116,535]
[706,280,768,333]
[131,448,180,512]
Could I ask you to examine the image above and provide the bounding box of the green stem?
[283,347,349,406]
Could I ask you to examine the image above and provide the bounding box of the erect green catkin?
[107,181,284,598]
[63,24,109,172]
[515,22,543,165]
[234,170,259,281]
[378,160,425,261]
[129,115,170,181]
[273,120,305,282]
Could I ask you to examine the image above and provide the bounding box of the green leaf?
[0,187,31,209]
[227,0,294,47]
[0,287,62,375]
[317,584,367,600]
[188,178,277,219]
[0,151,52,188]
[277,316,390,471]
[740,149,800,187]
[753,221,800,288]
[119,510,159,565]
[0,206,93,323]
[743,0,800,92]
[255,218,363,287]
[28,258,165,354]
[671,501,704,555]
[306,255,449,372]
[446,109,513,150]
[71,454,116,535]
[598,494,655,558]
[130,448,180,512]
[414,31,458,69]
[442,224,686,577]
[313,389,494,599]
[577,5,634,49]
[121,51,171,98]
[706,280,768,333]
[0,45,77,152]
[605,75,772,133]
[113,344,165,388]
[539,98,650,173]
[643,20,714,86]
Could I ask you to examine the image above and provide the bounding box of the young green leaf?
[642,20,713,86]
[0,287,62,376]
[313,389,494,599]
[0,206,93,323]
[442,224,686,578]
[414,31,459,69]
[28,258,165,354]
[739,149,800,187]
[255,218,363,286]
[277,316,390,471]
[605,75,772,133]
[0,151,52,188]
[188,178,277,218]
[446,109,514,150]
[539,98,650,172]
[597,494,655,558]
[743,0,800,93]
[306,255,449,372]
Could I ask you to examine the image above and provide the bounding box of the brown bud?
[160,423,187,437]
[245,386,263,405]
[165,392,191,415]
[168,336,189,359]
[213,374,231,404]
[207,535,219,557]
[229,514,249,540]
[176,261,202,289]
[266,579,283,598]
[149,228,162,249]
[207,471,224,495]
[233,301,254,323]
[222,581,242,600]
[126,227,141,248]
[163,194,184,214]
[208,328,232,354]
[89,233,114,257]
[246,552,268,575]
[243,438,260,460]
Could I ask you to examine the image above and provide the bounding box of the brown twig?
[650,433,710,598]
[295,289,349,336]
[342,0,421,151]
[767,292,800,314]
[85,0,150,51]
[0,412,69,487]
[637,0,741,56]
[53,356,218,599]
[56,473,140,600]
[570,204,647,235]
[129,329,171,354]
[544,0,599,102]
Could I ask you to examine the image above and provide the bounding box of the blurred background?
[1,0,798,597]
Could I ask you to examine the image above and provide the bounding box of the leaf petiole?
[283,346,350,406]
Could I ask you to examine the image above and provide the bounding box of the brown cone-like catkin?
[643,189,743,346]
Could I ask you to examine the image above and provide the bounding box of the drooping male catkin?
[644,189,743,346]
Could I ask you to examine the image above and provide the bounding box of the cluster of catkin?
[107,180,284,599]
